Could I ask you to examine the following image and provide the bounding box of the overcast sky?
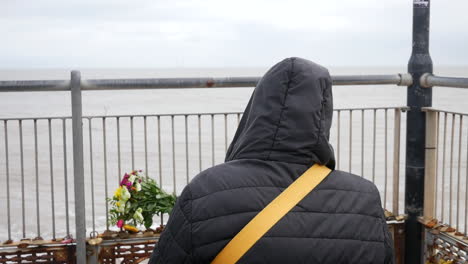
[1,0,467,68]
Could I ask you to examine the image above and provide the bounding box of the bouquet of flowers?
[108,170,176,233]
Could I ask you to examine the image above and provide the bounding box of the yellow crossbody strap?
[211,164,332,264]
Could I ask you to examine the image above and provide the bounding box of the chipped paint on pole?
[405,0,433,263]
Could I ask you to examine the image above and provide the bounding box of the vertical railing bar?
[435,112,440,219]
[4,120,11,241]
[372,109,377,183]
[392,109,401,215]
[34,119,41,238]
[157,116,163,225]
[465,119,468,234]
[224,114,228,153]
[19,120,26,238]
[62,119,70,236]
[198,115,202,172]
[337,110,341,170]
[237,113,240,125]
[144,116,148,177]
[171,115,176,194]
[48,119,56,239]
[211,114,215,166]
[361,110,365,178]
[384,109,388,210]
[157,116,162,186]
[456,115,463,231]
[424,110,438,220]
[71,71,86,263]
[102,118,109,230]
[185,115,189,184]
[449,113,455,226]
[349,110,353,173]
[131,116,135,170]
[88,118,96,233]
[117,117,121,180]
[442,112,447,223]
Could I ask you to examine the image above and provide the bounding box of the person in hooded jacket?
[149,57,394,264]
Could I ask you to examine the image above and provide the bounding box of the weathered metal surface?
[0,223,405,263]
[387,222,406,264]
[425,228,468,264]
[422,107,468,117]
[421,73,468,89]
[97,238,157,264]
[71,71,87,263]
[405,0,433,263]
[0,244,75,264]
[424,110,438,219]
[0,74,413,92]
[0,79,70,92]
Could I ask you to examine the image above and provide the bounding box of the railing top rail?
[4,72,468,91]
[421,73,468,89]
[0,74,413,92]
[421,107,468,117]
[0,106,409,121]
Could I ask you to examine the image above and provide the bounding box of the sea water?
[0,66,467,241]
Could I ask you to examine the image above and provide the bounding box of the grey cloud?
[0,0,466,68]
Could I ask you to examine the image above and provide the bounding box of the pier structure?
[1,0,468,263]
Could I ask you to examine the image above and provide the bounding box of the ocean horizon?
[0,66,467,242]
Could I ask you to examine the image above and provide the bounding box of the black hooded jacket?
[149,58,394,264]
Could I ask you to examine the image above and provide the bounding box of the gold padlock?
[88,237,103,245]
[88,231,103,246]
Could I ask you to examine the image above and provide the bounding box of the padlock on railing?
[88,231,103,246]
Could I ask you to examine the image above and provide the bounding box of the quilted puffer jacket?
[149,57,394,264]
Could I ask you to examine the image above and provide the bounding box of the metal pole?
[405,0,433,263]
[71,71,87,263]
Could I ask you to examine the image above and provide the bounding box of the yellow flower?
[114,186,122,199]
[116,202,120,207]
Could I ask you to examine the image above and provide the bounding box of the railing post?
[71,71,87,263]
[424,110,437,219]
[405,0,433,263]
[392,108,401,215]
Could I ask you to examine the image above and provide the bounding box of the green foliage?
[135,178,176,229]
[107,171,176,230]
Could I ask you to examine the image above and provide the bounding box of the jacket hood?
[225,57,335,168]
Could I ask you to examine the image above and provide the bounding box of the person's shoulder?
[183,159,250,200]
[188,159,271,199]
[326,169,380,195]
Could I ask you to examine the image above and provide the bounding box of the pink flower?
[120,173,132,189]
[117,219,124,228]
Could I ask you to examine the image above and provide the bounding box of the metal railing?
[0,106,408,243]
[1,71,468,263]
[423,108,468,234]
[0,72,416,263]
[421,74,468,89]
[0,74,413,92]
